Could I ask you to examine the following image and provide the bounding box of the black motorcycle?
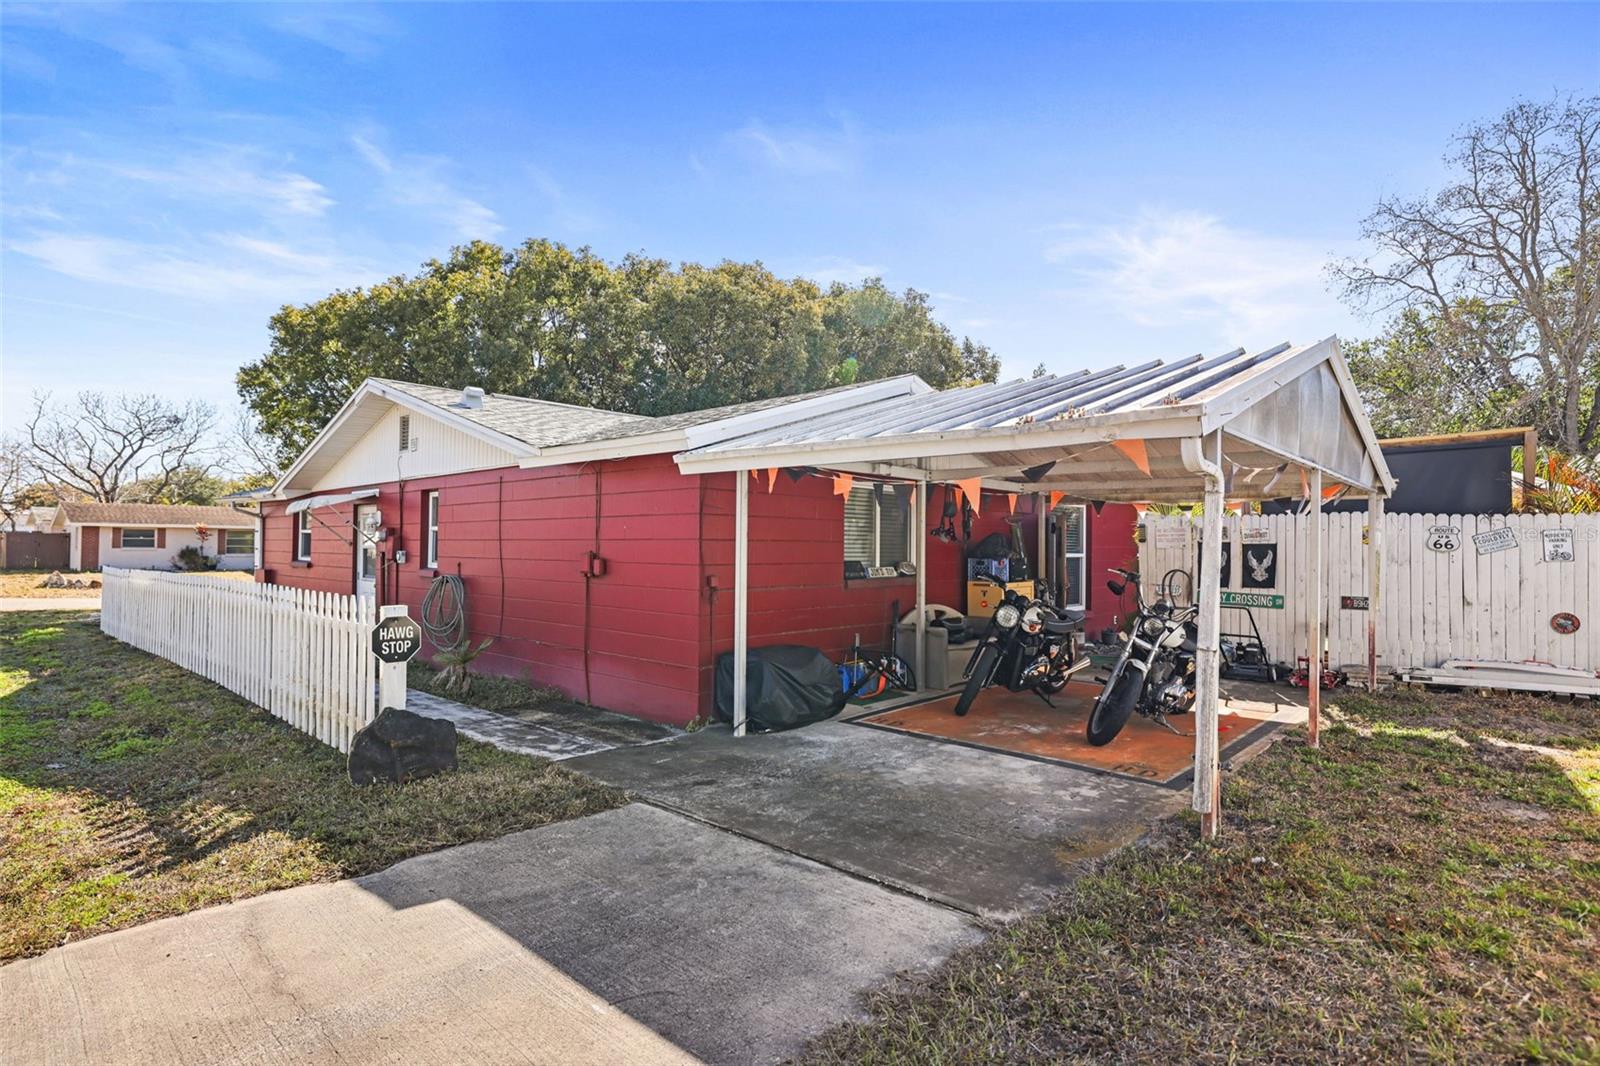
[953,577,1086,717]
[1086,568,1198,746]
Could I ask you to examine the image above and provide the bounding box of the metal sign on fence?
[1472,527,1519,555]
[1542,529,1575,562]
[1220,590,1284,609]
[372,613,422,663]
[1426,525,1462,552]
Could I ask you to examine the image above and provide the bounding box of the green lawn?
[803,688,1600,1064]
[0,611,625,962]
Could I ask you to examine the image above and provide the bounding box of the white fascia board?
[672,408,1203,475]
[273,379,536,494]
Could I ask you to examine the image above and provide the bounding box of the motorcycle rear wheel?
[953,646,998,717]
[1086,669,1141,746]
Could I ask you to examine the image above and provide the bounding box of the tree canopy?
[238,240,1000,463]
[1335,95,1599,460]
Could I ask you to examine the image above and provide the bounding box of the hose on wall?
[421,572,468,652]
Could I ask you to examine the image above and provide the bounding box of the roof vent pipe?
[460,386,485,409]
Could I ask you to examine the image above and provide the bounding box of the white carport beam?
[914,481,927,689]
[1368,491,1384,690]
[734,470,749,737]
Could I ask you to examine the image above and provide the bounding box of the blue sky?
[2,2,1596,434]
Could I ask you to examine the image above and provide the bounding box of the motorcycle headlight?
[995,604,1021,629]
[1142,617,1165,638]
[1022,606,1043,634]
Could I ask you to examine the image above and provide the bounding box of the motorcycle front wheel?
[953,646,998,717]
[1086,669,1141,746]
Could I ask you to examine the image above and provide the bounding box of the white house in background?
[50,502,257,572]
[0,505,58,532]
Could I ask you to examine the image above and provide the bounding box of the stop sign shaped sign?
[372,614,423,663]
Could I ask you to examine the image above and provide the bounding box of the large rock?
[348,707,458,786]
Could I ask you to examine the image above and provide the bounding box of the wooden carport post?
[1367,491,1384,690]
[733,469,749,737]
[1185,432,1225,839]
[1307,468,1323,747]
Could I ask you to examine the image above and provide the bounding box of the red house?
[255,376,1137,726]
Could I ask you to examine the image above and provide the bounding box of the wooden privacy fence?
[100,568,379,752]
[1138,512,1600,675]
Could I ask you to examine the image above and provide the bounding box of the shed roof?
[54,502,255,529]
[675,337,1395,503]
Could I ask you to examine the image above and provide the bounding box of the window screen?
[121,528,156,548]
[1058,504,1087,609]
[843,484,911,570]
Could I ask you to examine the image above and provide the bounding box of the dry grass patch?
[0,571,101,599]
[802,687,1599,1064]
[1,612,625,961]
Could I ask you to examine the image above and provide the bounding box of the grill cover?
[713,645,845,732]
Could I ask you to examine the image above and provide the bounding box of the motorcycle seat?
[1044,609,1085,633]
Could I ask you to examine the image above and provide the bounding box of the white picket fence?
[100,568,379,752]
[1139,512,1600,675]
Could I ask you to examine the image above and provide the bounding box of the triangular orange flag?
[1299,467,1310,498]
[832,472,854,497]
[1322,484,1342,500]
[1049,490,1064,510]
[1131,502,1149,514]
[1112,438,1150,476]
[957,477,983,515]
[1006,493,1018,514]
[766,468,779,493]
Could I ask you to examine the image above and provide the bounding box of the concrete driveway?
[568,718,1188,918]
[2,804,980,1066]
[0,598,99,612]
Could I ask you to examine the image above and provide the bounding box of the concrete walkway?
[406,689,679,761]
[2,804,980,1066]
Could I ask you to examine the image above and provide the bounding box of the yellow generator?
[967,580,1035,619]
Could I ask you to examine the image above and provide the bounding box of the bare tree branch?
[25,391,216,503]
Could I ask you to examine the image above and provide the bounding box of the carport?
[675,336,1396,838]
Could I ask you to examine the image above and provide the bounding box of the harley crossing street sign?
[1220,590,1285,609]
[371,613,423,664]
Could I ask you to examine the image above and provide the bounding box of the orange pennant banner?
[1299,467,1310,498]
[766,468,779,493]
[1049,490,1064,510]
[1131,502,1149,514]
[1112,438,1151,476]
[1322,484,1342,500]
[832,473,854,498]
[957,478,983,515]
[1006,493,1018,514]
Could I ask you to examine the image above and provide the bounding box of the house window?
[295,512,312,561]
[120,528,156,549]
[223,529,255,554]
[1058,504,1087,610]
[843,484,911,572]
[424,491,440,568]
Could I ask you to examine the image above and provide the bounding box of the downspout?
[1179,433,1226,839]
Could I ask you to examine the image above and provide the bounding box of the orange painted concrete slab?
[855,682,1276,786]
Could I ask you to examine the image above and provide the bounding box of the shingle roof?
[374,380,650,449]
[372,376,918,453]
[56,502,255,528]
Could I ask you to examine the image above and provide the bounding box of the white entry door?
[354,504,379,600]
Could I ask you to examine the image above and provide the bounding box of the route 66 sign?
[1426,525,1462,552]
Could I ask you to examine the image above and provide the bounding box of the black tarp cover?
[713,645,844,732]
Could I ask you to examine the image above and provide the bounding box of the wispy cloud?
[268,6,394,59]
[351,131,502,240]
[723,116,862,177]
[1046,208,1341,339]
[108,150,333,218]
[9,231,372,302]
[780,256,883,288]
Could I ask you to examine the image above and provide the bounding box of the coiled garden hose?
[420,573,468,652]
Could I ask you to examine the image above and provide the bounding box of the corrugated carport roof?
[675,337,1395,502]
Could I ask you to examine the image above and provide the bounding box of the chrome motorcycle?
[1086,568,1197,745]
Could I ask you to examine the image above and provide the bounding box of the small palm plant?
[432,638,494,697]
[1517,449,1600,513]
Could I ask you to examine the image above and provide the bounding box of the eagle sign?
[1246,548,1274,585]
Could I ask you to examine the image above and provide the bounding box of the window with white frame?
[843,483,911,572]
[424,491,440,568]
[295,512,312,561]
[222,529,254,554]
[1058,504,1087,609]
[120,528,156,548]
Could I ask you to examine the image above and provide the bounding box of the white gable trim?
[273,379,536,495]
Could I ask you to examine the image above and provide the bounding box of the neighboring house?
[0,505,59,532]
[51,502,258,572]
[251,377,1137,726]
